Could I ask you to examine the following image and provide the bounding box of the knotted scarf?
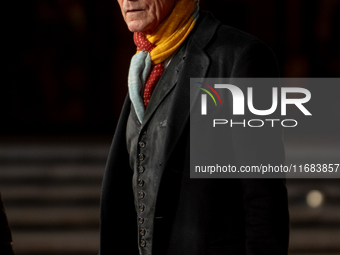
[128,0,199,123]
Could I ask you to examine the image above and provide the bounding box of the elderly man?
[100,0,289,254]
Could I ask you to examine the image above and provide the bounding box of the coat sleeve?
[230,41,290,255]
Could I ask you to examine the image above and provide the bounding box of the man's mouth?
[127,9,144,13]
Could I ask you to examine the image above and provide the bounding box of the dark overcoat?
[0,193,14,255]
[100,12,289,255]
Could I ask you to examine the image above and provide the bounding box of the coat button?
[138,217,144,224]
[138,166,145,173]
[139,204,145,212]
[139,141,146,148]
[140,239,146,247]
[140,229,146,236]
[138,179,144,187]
[138,191,145,199]
[142,130,147,135]
[139,154,145,161]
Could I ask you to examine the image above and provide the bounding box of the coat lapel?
[141,45,187,127]
[160,12,220,167]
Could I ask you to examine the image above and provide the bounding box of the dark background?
[1,1,340,255]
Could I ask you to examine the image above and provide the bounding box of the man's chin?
[127,21,154,34]
[127,21,143,32]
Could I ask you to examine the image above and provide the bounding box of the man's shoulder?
[196,11,271,55]
[190,11,278,77]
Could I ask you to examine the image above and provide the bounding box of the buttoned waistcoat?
[100,11,289,255]
[126,42,188,255]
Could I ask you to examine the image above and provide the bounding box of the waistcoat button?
[140,239,146,247]
[138,179,144,186]
[138,217,144,224]
[139,154,145,161]
[139,141,146,148]
[139,204,145,212]
[139,191,145,199]
[140,229,146,236]
[138,166,145,173]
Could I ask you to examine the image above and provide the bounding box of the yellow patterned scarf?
[136,0,199,65]
[129,0,199,122]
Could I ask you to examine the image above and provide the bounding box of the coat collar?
[141,12,220,130]
[160,11,220,168]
